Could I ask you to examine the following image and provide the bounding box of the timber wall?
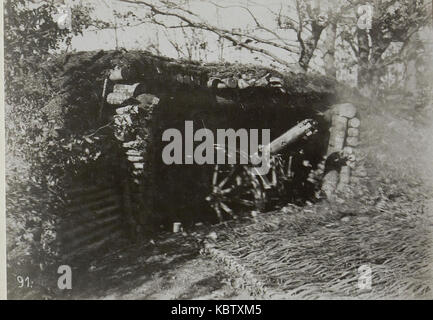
[59,184,125,261]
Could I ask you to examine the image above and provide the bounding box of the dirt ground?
[55,231,252,300]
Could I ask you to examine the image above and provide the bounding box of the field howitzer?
[206,119,318,221]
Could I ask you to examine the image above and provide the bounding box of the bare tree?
[114,0,335,72]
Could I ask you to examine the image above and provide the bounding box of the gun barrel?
[266,119,316,155]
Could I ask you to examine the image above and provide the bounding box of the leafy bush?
[3,0,112,277]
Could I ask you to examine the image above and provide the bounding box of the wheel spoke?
[218,167,237,188]
[213,203,223,221]
[287,156,293,177]
[212,165,219,186]
[272,166,277,185]
[219,201,233,216]
[221,187,234,195]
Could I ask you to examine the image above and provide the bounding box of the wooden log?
[343,146,354,155]
[207,77,222,88]
[222,78,238,88]
[126,149,141,156]
[133,162,144,169]
[62,229,123,261]
[337,165,351,190]
[107,92,132,105]
[217,82,228,89]
[332,114,348,128]
[64,222,121,251]
[241,73,255,81]
[269,77,283,87]
[116,105,138,115]
[336,103,357,118]
[347,128,359,137]
[328,115,347,154]
[61,228,124,263]
[348,117,361,128]
[119,105,140,115]
[123,140,139,148]
[328,137,346,154]
[238,78,250,89]
[66,186,102,197]
[346,136,359,147]
[123,197,139,219]
[66,188,118,205]
[247,78,257,86]
[113,83,142,95]
[128,156,144,162]
[89,204,121,218]
[67,196,120,214]
[132,170,142,176]
[255,75,269,87]
[62,214,121,241]
[322,170,339,198]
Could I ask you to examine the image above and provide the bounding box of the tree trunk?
[324,21,337,78]
[404,32,420,95]
[357,28,372,96]
[357,6,392,98]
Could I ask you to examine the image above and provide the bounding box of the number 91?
[17,276,30,288]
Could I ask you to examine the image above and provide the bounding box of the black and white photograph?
[1,0,433,301]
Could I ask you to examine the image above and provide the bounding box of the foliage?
[4,0,100,274]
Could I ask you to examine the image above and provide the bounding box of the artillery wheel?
[206,164,266,221]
